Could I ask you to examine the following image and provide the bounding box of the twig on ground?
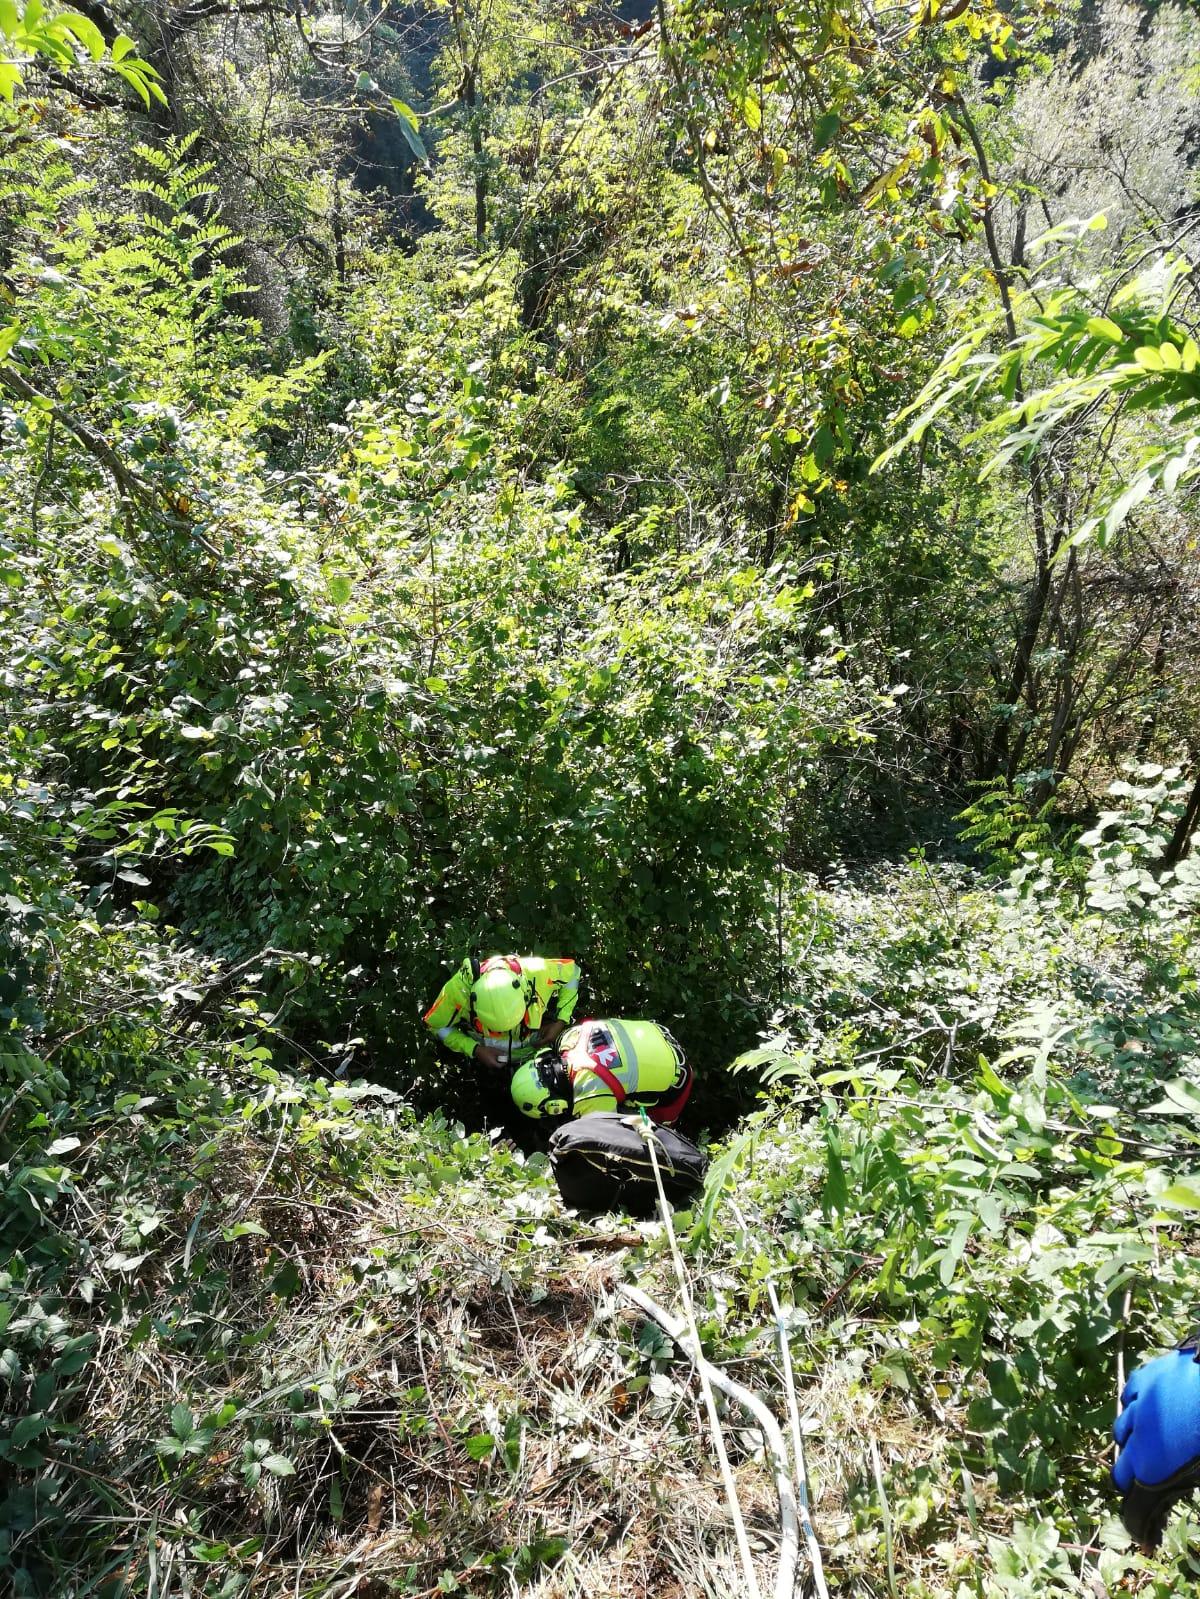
[413,1291,458,1461]
[816,1255,883,1318]
[1116,1284,1133,1413]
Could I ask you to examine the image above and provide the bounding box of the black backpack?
[548,1113,708,1215]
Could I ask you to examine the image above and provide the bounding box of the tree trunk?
[1135,617,1171,759]
[1164,767,1200,867]
[332,180,347,288]
[953,98,1055,787]
[463,65,486,246]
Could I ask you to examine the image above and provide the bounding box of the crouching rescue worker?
[423,954,581,1071]
[509,1019,693,1126]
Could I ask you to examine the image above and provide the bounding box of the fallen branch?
[1,363,144,507]
[176,947,304,1029]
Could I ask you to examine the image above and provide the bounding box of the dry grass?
[22,1088,1064,1599]
[37,1111,803,1599]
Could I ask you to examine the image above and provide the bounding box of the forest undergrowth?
[4,769,1199,1599]
[4,0,1200,1593]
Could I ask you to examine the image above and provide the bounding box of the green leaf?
[389,98,428,162]
[1157,1183,1200,1210]
[813,111,841,151]
[263,1454,295,1476]
[464,1432,495,1461]
[328,573,353,605]
[822,1130,848,1216]
[940,1215,973,1286]
[270,1260,303,1298]
[636,1322,673,1361]
[0,322,20,363]
[692,1127,753,1241]
[1158,341,1182,371]
[53,1335,95,1376]
[1085,317,1124,344]
[977,1056,1011,1102]
[1163,452,1189,495]
[113,58,150,106]
[1145,1080,1200,1119]
[12,1413,47,1448]
[1082,466,1158,549]
[110,32,134,59]
[57,10,104,58]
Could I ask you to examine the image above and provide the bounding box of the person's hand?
[538,1019,565,1047]
[1113,1344,1200,1547]
[474,1045,507,1071]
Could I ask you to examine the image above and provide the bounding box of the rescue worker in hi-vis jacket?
[508,1019,694,1126]
[422,954,582,1071]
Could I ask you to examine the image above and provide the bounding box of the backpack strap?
[586,1058,628,1104]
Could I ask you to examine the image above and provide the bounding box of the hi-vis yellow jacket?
[559,1019,691,1116]
[423,954,581,1062]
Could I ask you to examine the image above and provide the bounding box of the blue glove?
[1113,1343,1200,1547]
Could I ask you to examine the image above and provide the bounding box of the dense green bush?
[2,137,898,1104]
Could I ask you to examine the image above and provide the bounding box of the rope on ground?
[767,1282,830,1599]
[729,1200,830,1599]
[620,1284,799,1599]
[629,1115,798,1599]
[633,1117,762,1599]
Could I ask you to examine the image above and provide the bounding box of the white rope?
[620,1284,798,1599]
[767,1283,830,1599]
[632,1118,765,1599]
[729,1201,830,1599]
